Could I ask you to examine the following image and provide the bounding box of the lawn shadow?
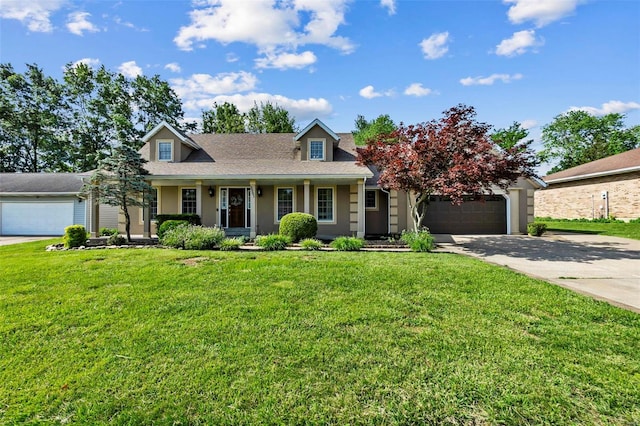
[456,236,640,263]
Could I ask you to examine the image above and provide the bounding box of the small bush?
[161,225,225,250]
[63,225,87,248]
[157,220,189,240]
[629,217,640,224]
[255,234,291,251]
[155,214,201,228]
[527,222,547,237]
[300,238,323,250]
[401,229,435,252]
[99,227,118,237]
[330,236,364,251]
[220,237,244,251]
[107,233,127,245]
[279,213,318,242]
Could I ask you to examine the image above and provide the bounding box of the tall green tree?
[132,74,185,137]
[202,102,246,133]
[491,122,532,151]
[539,111,639,173]
[246,101,297,133]
[82,145,153,242]
[0,63,66,172]
[352,114,397,145]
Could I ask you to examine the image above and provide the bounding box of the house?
[0,173,117,236]
[91,119,543,238]
[535,148,640,220]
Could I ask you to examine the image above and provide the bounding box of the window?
[365,190,377,210]
[316,187,334,222]
[181,188,196,214]
[150,187,158,220]
[309,140,324,160]
[276,187,294,221]
[157,141,173,161]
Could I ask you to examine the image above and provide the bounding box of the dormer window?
[309,140,325,161]
[157,141,173,161]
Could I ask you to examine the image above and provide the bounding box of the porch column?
[143,202,151,238]
[357,178,365,238]
[304,180,310,214]
[250,180,257,238]
[90,190,100,238]
[195,180,203,218]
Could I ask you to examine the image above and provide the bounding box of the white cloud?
[419,32,449,60]
[174,0,355,66]
[460,73,523,86]
[381,0,396,15]
[568,100,640,116]
[495,30,543,56]
[165,62,182,73]
[170,72,259,108]
[226,53,240,63]
[118,61,143,78]
[255,50,317,70]
[359,85,383,99]
[504,0,581,27]
[72,58,100,68]
[204,93,333,121]
[404,83,433,97]
[521,119,538,130]
[0,0,65,32]
[66,11,99,36]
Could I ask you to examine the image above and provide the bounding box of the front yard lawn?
[536,219,640,240]
[1,241,638,424]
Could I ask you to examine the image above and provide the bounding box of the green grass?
[535,220,640,240]
[1,240,639,424]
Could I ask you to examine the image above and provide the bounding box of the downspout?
[380,188,391,235]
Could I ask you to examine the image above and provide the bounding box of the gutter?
[545,166,640,185]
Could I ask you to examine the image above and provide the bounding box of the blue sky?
[1,0,639,173]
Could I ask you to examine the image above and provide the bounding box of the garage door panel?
[2,202,75,235]
[424,196,506,234]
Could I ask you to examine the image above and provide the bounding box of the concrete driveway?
[437,232,640,313]
[0,236,56,246]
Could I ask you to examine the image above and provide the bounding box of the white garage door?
[1,202,75,235]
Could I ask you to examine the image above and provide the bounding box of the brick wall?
[535,171,640,220]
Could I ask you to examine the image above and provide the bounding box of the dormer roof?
[294,118,341,143]
[142,121,201,150]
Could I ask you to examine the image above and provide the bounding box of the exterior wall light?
[208,186,215,197]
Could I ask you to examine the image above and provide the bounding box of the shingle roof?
[0,173,87,194]
[543,148,640,184]
[142,132,373,179]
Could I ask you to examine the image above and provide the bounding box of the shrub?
[155,214,201,228]
[220,237,244,251]
[279,212,318,242]
[527,222,547,237]
[63,225,87,248]
[161,225,225,250]
[99,227,118,237]
[157,220,189,240]
[299,238,323,250]
[629,217,640,224]
[400,229,435,252]
[107,233,127,246]
[330,236,364,251]
[255,234,291,251]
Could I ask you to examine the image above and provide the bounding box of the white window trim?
[308,139,326,161]
[315,185,336,224]
[138,187,161,224]
[274,186,296,224]
[179,186,197,214]
[156,140,174,162]
[365,189,378,211]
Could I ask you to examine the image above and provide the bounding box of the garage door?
[1,202,75,235]
[423,195,507,234]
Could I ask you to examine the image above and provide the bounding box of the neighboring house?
[0,173,117,236]
[92,119,543,238]
[535,148,640,220]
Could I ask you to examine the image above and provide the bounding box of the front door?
[228,188,246,227]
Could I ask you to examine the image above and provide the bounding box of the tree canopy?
[357,105,538,231]
[539,110,639,173]
[0,62,189,173]
[201,101,297,134]
[491,121,532,152]
[352,114,397,145]
[81,145,153,242]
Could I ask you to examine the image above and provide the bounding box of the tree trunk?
[408,192,429,232]
[123,202,131,242]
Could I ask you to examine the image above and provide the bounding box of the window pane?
[158,142,172,161]
[150,188,158,220]
[182,188,196,214]
[310,140,323,160]
[277,188,293,220]
[365,190,376,209]
[317,188,333,221]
